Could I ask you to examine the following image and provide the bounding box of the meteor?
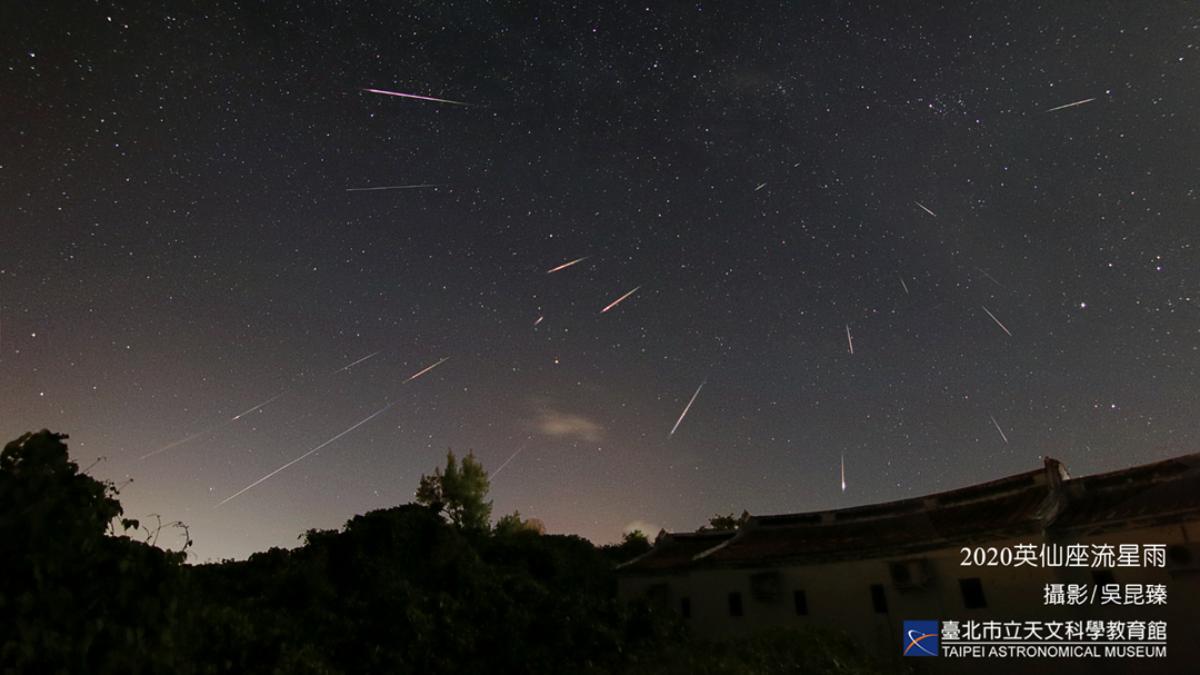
[533,315,544,326]
[141,431,208,460]
[755,182,767,192]
[334,351,381,373]
[217,401,397,507]
[601,286,642,313]
[990,414,1009,444]
[898,273,909,295]
[980,305,1013,337]
[976,267,1003,288]
[845,324,854,355]
[840,453,847,492]
[915,201,937,218]
[490,440,531,480]
[405,356,450,383]
[231,392,285,420]
[141,392,286,459]
[345,184,444,192]
[1044,97,1095,113]
[668,381,705,437]
[546,256,588,274]
[362,87,470,106]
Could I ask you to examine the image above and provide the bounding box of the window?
[793,589,808,615]
[680,597,691,619]
[959,578,987,609]
[870,583,888,613]
[728,591,744,617]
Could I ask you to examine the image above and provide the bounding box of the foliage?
[416,449,493,531]
[702,510,752,531]
[0,430,188,674]
[598,530,653,565]
[494,509,545,536]
[1,430,893,675]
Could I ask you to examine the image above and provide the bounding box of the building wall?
[618,521,1199,674]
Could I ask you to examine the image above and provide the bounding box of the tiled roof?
[618,453,1200,574]
[1052,453,1200,532]
[616,530,735,573]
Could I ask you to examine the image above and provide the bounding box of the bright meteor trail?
[405,357,450,382]
[334,351,381,373]
[980,305,1013,337]
[601,286,641,313]
[914,201,937,218]
[141,392,285,459]
[362,88,470,106]
[989,414,1009,444]
[231,392,285,421]
[846,324,854,354]
[546,256,588,274]
[345,184,445,192]
[217,401,397,507]
[668,380,705,437]
[1044,97,1095,113]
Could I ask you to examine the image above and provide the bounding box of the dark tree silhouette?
[0,430,187,674]
[416,449,493,531]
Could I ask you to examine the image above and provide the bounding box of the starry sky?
[2,1,1197,562]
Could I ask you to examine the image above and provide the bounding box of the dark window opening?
[1092,568,1116,586]
[793,589,808,615]
[728,591,744,617]
[680,597,691,619]
[870,583,888,613]
[960,578,987,609]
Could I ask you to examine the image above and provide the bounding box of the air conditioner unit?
[889,558,933,590]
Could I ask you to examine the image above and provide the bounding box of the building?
[617,453,1200,673]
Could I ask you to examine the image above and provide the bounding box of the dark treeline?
[1,430,896,674]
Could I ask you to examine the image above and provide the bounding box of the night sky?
[3,2,1197,562]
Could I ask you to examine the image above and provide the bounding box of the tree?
[0,430,187,673]
[703,510,751,531]
[416,449,493,531]
[494,510,546,536]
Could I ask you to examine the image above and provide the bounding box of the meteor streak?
[915,201,937,217]
[490,440,531,480]
[840,453,847,492]
[546,256,588,274]
[142,392,286,459]
[898,273,910,295]
[976,267,1003,288]
[1044,97,1095,113]
[755,182,767,191]
[334,351,381,373]
[405,356,450,382]
[845,324,854,354]
[362,87,470,106]
[141,431,208,460]
[990,414,1009,444]
[345,184,445,192]
[533,315,544,326]
[217,401,396,507]
[601,286,642,313]
[668,380,705,437]
[980,305,1013,336]
[232,392,285,420]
